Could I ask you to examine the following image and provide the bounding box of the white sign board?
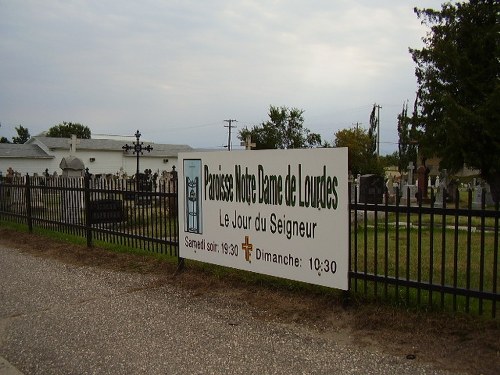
[178,148,349,290]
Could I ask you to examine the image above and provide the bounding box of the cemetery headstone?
[447,179,459,203]
[484,183,495,206]
[30,174,45,213]
[407,161,415,185]
[6,167,14,183]
[473,183,483,209]
[359,174,384,204]
[89,199,126,224]
[2,167,26,214]
[59,155,85,224]
[483,182,495,206]
[386,177,395,203]
[68,134,80,155]
[356,174,361,203]
[402,161,418,204]
[136,171,153,205]
[124,179,136,201]
[434,169,448,207]
[350,176,356,204]
[417,164,429,201]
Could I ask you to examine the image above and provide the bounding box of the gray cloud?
[0,0,442,153]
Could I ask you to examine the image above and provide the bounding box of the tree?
[397,100,418,173]
[46,122,91,139]
[12,125,31,144]
[238,106,322,149]
[368,104,378,156]
[379,151,400,169]
[410,0,500,201]
[334,127,384,176]
[0,123,10,143]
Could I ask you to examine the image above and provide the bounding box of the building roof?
[28,136,194,157]
[0,143,54,159]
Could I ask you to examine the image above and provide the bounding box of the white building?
[0,136,194,176]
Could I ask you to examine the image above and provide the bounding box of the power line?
[224,119,237,151]
[167,122,220,131]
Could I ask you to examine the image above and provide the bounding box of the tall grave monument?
[402,161,418,204]
[59,135,85,223]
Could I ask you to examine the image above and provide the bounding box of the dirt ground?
[0,227,498,374]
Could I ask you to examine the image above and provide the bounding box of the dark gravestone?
[359,174,384,204]
[135,172,153,205]
[417,165,429,200]
[123,179,136,201]
[446,180,459,203]
[89,199,126,224]
[138,178,152,192]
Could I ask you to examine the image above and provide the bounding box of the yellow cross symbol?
[242,235,253,263]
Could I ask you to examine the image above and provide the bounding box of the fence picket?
[1,175,499,317]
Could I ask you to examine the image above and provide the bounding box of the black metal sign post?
[122,130,153,178]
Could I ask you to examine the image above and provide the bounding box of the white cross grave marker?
[68,134,80,155]
[240,135,256,150]
[407,161,415,185]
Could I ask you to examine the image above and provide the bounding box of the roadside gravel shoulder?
[0,228,498,374]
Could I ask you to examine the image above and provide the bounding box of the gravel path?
[0,244,460,375]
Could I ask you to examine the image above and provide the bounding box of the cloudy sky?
[0,0,443,153]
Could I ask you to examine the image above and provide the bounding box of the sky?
[0,0,444,154]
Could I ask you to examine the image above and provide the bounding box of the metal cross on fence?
[122,130,153,178]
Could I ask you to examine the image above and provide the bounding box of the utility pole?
[374,104,382,157]
[224,119,237,151]
[353,122,362,130]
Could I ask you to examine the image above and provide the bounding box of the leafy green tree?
[410,0,500,201]
[238,106,322,149]
[12,125,31,144]
[46,122,91,139]
[0,123,10,143]
[0,131,9,143]
[334,127,384,176]
[379,151,400,169]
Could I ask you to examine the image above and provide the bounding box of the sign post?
[178,148,349,290]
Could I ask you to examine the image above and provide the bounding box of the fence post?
[346,181,352,307]
[171,165,184,272]
[25,174,33,233]
[342,289,350,309]
[0,176,3,222]
[84,174,93,247]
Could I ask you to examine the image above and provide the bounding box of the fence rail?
[1,176,498,317]
[350,186,499,318]
[0,175,178,256]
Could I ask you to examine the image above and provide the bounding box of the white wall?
[1,151,178,176]
[0,159,56,176]
[55,150,125,175]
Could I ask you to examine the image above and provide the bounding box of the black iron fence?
[0,176,498,317]
[0,174,178,256]
[350,186,499,318]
